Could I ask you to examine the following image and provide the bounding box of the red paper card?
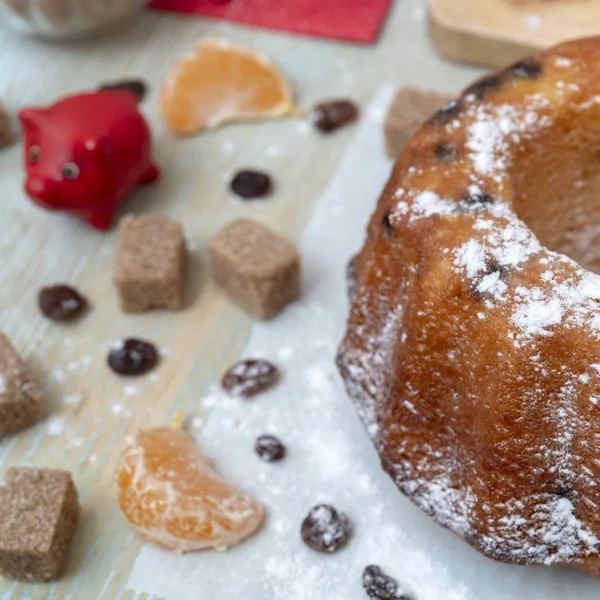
[149,0,394,44]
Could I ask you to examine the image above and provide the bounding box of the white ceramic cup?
[0,0,147,40]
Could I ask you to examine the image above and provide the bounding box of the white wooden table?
[0,3,485,598]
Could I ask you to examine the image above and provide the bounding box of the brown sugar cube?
[0,102,13,150]
[0,333,45,438]
[385,87,454,158]
[0,468,79,582]
[208,219,300,319]
[115,214,186,313]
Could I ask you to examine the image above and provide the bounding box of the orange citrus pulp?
[115,426,264,552]
[160,38,295,135]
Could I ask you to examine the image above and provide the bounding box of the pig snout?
[25,176,57,208]
[26,176,48,198]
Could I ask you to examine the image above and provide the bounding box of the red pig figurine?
[19,91,159,230]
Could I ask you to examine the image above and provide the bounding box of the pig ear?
[18,109,45,134]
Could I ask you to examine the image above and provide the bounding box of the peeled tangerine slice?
[160,38,295,135]
[115,426,264,552]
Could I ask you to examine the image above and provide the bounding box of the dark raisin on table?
[99,79,148,102]
[301,504,351,553]
[38,285,87,321]
[312,100,359,133]
[222,359,280,398]
[255,435,286,462]
[362,565,409,599]
[108,339,158,376]
[230,170,272,199]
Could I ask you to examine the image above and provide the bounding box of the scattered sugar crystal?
[306,365,331,391]
[62,394,83,406]
[51,368,66,382]
[69,436,84,449]
[367,104,385,124]
[221,140,235,155]
[295,121,311,135]
[524,14,542,30]
[45,416,67,436]
[278,346,296,361]
[189,416,204,432]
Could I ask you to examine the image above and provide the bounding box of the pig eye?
[28,146,40,164]
[61,162,80,180]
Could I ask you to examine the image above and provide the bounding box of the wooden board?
[428,0,600,68]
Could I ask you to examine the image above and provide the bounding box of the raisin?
[428,99,462,125]
[484,260,507,277]
[222,359,280,398]
[312,100,359,133]
[99,79,148,102]
[38,285,87,321]
[556,485,574,500]
[510,59,542,79]
[230,170,272,199]
[382,211,394,237]
[347,255,358,302]
[434,142,457,163]
[363,565,408,599]
[471,260,509,301]
[464,75,502,100]
[255,435,286,462]
[301,504,351,553]
[108,339,158,376]
[462,189,495,208]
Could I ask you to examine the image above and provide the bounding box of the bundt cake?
[337,36,600,577]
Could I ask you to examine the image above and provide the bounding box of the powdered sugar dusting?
[465,98,551,185]
[554,57,573,68]
[481,495,599,564]
[512,296,564,336]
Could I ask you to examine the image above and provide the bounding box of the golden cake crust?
[338,37,600,576]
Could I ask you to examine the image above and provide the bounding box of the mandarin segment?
[160,38,294,135]
[115,426,264,552]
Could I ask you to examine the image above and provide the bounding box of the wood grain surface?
[428,0,600,68]
[0,2,481,598]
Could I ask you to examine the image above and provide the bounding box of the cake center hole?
[510,125,600,274]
